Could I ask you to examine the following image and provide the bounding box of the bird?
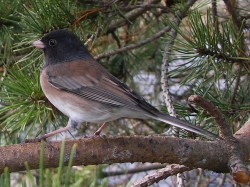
[31,29,217,141]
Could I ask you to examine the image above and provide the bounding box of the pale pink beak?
[32,40,45,48]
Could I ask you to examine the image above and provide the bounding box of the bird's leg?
[93,123,108,136]
[25,119,77,143]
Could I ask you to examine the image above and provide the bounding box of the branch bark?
[0,117,250,184]
[0,131,249,174]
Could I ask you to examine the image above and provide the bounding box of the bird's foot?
[93,130,102,136]
[92,122,108,137]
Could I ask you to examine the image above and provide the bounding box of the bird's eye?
[49,39,57,47]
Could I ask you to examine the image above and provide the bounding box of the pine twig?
[107,0,161,33]
[222,0,242,29]
[94,25,171,60]
[121,4,169,11]
[188,95,250,184]
[84,27,102,46]
[131,165,189,187]
[102,164,166,178]
[188,95,230,137]
[161,24,179,136]
[211,0,218,23]
[161,0,198,122]
[230,66,242,105]
[223,0,249,63]
[161,28,177,117]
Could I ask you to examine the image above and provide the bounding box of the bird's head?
[33,29,91,67]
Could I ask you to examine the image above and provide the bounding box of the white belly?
[47,94,114,123]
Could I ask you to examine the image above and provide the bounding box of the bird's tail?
[149,113,217,139]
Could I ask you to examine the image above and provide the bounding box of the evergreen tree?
[0,0,249,186]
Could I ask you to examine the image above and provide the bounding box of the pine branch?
[223,0,242,29]
[161,0,198,133]
[195,47,240,64]
[0,136,235,174]
[102,163,166,177]
[0,125,250,184]
[106,0,161,33]
[95,25,171,60]
[188,95,250,184]
[131,164,189,187]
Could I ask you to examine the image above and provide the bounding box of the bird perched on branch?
[32,29,217,141]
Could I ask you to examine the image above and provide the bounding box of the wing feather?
[46,59,159,114]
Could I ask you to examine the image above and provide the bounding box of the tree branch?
[94,25,171,60]
[160,0,198,185]
[1,118,250,184]
[188,95,231,138]
[102,163,166,177]
[95,0,200,60]
[161,0,198,133]
[188,95,250,184]
[222,0,242,29]
[131,164,189,187]
[106,0,161,33]
[0,135,243,174]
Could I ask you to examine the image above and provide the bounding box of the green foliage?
[21,0,75,33]
[0,168,10,187]
[0,65,55,139]
[0,0,21,64]
[166,10,250,130]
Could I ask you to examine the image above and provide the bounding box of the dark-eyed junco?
[32,29,217,140]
